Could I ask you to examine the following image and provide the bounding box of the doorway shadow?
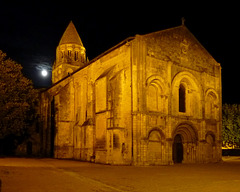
[173,134,183,163]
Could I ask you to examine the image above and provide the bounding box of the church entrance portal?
[173,134,183,163]
[172,124,198,164]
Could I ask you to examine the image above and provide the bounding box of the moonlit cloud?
[31,55,53,73]
[35,62,52,72]
[24,54,53,87]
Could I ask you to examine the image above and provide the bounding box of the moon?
[41,69,48,77]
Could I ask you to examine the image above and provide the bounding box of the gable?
[143,26,220,75]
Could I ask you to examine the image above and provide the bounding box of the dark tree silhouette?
[0,50,38,155]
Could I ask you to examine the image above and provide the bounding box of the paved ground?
[0,157,240,192]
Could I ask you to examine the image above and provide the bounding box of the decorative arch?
[147,128,165,165]
[172,122,198,143]
[172,71,201,90]
[147,83,160,111]
[147,128,165,142]
[146,75,166,92]
[205,131,216,162]
[205,131,216,144]
[146,75,167,113]
[171,71,202,117]
[205,89,219,120]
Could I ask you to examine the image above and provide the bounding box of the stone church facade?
[40,21,222,165]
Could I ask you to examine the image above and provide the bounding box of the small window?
[74,51,78,61]
[179,84,186,112]
[113,133,120,149]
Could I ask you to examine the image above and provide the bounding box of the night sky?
[0,1,239,104]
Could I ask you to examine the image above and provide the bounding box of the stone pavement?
[0,157,240,192]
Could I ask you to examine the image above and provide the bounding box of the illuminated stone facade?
[40,21,222,165]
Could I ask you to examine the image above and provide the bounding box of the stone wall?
[40,25,222,165]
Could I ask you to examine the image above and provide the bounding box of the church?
[40,21,222,165]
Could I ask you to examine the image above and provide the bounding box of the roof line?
[88,36,135,63]
[141,25,183,37]
[44,36,135,91]
[46,24,217,91]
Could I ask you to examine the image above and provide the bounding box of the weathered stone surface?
[40,22,222,165]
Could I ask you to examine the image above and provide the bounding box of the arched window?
[206,91,218,119]
[179,84,186,112]
[172,72,202,117]
[58,51,64,62]
[74,51,78,61]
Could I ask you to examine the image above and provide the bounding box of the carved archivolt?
[171,71,202,117]
[172,122,198,143]
[146,75,168,113]
[205,89,219,120]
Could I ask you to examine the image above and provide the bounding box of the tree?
[222,104,240,148]
[0,50,38,154]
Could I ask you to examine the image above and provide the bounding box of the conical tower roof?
[59,21,83,46]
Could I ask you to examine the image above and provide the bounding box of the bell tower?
[52,21,86,84]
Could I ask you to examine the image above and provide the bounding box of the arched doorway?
[172,123,198,164]
[173,134,183,163]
